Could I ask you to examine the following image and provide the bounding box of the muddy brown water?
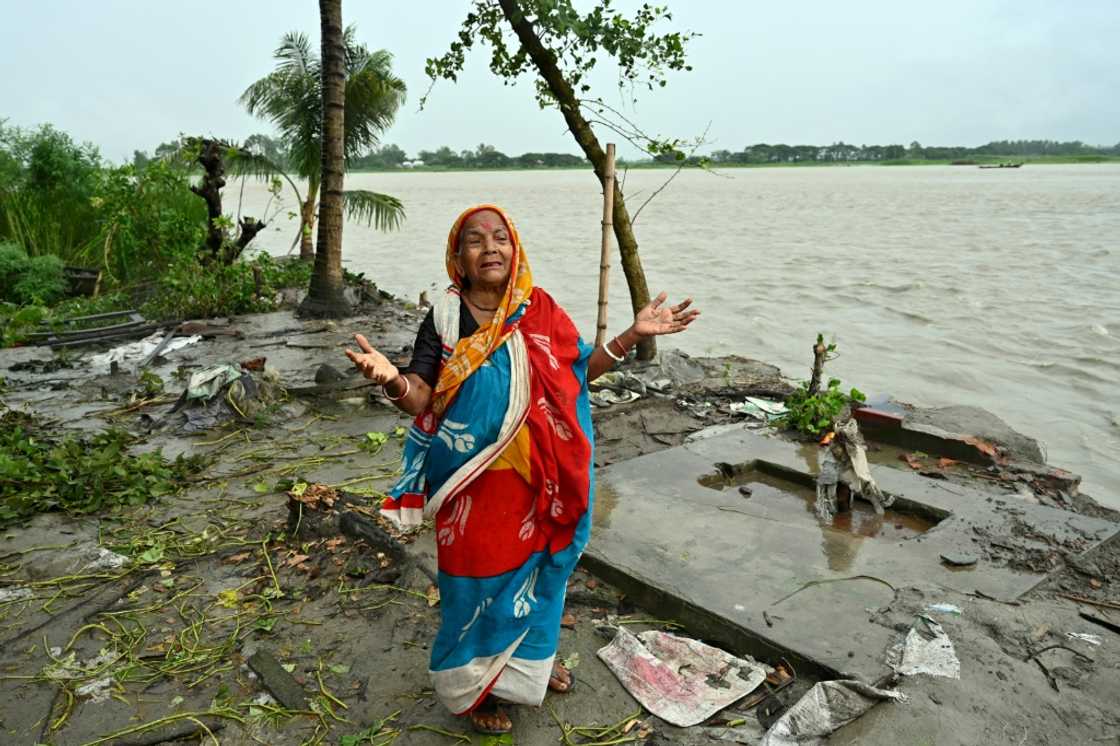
[237,165,1120,506]
[699,462,936,543]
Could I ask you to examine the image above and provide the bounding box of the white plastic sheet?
[597,627,769,727]
[760,680,907,746]
[87,331,200,372]
[887,616,961,679]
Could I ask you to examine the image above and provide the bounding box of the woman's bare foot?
[548,660,574,693]
[469,697,512,734]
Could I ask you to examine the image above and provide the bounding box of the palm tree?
[306,0,348,315]
[239,25,406,261]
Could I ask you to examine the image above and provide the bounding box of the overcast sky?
[2,0,1117,162]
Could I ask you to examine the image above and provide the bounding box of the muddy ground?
[1,301,1118,745]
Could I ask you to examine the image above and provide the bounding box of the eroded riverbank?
[2,299,1118,745]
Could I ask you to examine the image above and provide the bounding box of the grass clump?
[0,408,206,527]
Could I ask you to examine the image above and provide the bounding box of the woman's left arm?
[587,292,700,382]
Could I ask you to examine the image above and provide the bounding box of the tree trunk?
[298,181,319,261]
[190,138,227,263]
[497,0,656,359]
[301,0,350,318]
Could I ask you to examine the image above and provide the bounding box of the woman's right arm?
[345,334,433,416]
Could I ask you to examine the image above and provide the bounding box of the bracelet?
[609,337,630,358]
[383,374,410,402]
[602,341,625,363]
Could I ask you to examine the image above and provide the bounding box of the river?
[236,164,1120,507]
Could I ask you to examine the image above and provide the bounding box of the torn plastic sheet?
[760,680,907,746]
[87,331,200,372]
[1067,632,1103,646]
[729,397,788,422]
[597,627,769,727]
[185,364,244,400]
[887,615,961,679]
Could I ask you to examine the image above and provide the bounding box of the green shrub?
[142,253,302,321]
[0,242,30,296]
[0,303,47,347]
[13,254,66,305]
[781,378,866,436]
[0,243,67,305]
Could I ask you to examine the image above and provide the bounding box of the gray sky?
[2,0,1118,162]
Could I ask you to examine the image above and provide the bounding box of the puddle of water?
[699,461,937,543]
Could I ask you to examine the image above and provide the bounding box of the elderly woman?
[345,204,698,734]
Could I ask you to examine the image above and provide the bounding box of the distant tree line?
[133,135,1120,173]
[704,139,1120,165]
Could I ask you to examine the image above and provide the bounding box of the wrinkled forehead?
[459,209,509,237]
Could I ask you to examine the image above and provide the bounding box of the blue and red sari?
[382,205,595,713]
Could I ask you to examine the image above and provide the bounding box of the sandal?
[469,697,512,735]
[548,660,576,693]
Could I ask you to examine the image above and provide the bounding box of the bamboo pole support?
[595,143,616,348]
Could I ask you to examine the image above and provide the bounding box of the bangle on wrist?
[602,341,625,363]
[609,336,630,358]
[383,374,410,402]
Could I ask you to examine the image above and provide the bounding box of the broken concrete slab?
[584,428,1119,684]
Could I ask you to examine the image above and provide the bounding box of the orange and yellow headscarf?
[430,205,534,416]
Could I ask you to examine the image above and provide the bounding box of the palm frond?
[275,31,316,77]
[226,148,303,204]
[342,190,405,232]
[343,49,407,158]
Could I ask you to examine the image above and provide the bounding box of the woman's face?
[455,209,513,290]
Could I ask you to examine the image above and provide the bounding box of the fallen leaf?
[426,584,440,607]
[899,453,922,470]
[217,589,240,609]
[962,436,1004,462]
[560,612,577,629]
[329,663,351,675]
[225,552,253,564]
[326,537,346,550]
[1089,578,1103,589]
[286,554,311,568]
[937,457,959,469]
[585,578,599,591]
[623,719,639,734]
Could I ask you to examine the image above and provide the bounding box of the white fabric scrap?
[76,676,113,703]
[760,679,907,746]
[87,331,200,372]
[78,547,130,572]
[0,587,34,603]
[597,627,768,727]
[887,616,961,679]
[1066,632,1102,646]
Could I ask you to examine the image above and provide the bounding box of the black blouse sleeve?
[400,309,441,388]
[399,304,481,389]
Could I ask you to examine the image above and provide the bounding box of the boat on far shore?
[979,162,1023,169]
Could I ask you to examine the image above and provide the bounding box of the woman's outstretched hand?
[631,292,700,338]
[345,334,398,384]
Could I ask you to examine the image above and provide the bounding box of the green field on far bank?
[349,154,1120,174]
